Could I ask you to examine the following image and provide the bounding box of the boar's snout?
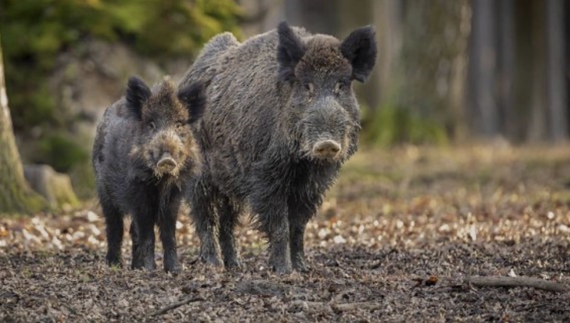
[312,140,341,160]
[156,152,178,174]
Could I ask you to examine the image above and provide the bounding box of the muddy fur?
[93,76,205,273]
[180,22,376,273]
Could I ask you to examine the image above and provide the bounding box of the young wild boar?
[93,76,205,273]
[180,22,377,273]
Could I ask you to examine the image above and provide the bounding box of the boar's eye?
[334,80,350,95]
[304,83,314,93]
[147,121,156,131]
[176,122,185,130]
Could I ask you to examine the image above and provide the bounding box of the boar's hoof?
[270,263,292,275]
[165,264,182,274]
[200,254,223,268]
[107,259,122,269]
[224,259,243,271]
[312,140,341,160]
[292,260,310,273]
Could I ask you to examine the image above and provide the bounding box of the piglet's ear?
[126,76,151,120]
[340,26,377,83]
[178,82,206,123]
[277,21,306,81]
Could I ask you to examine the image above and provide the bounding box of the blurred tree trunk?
[469,0,499,137]
[546,0,567,142]
[369,0,402,110]
[337,0,381,110]
[0,35,47,215]
[284,0,338,34]
[400,0,470,137]
[498,0,516,140]
[238,0,284,37]
[527,0,547,141]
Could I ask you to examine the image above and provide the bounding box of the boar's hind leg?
[102,202,124,267]
[159,194,182,273]
[190,180,222,267]
[217,196,242,270]
[131,207,157,271]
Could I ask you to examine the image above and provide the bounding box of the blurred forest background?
[0,0,569,212]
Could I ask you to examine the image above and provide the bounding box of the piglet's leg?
[159,193,182,273]
[131,207,157,271]
[102,201,124,268]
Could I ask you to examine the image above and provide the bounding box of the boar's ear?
[178,82,206,123]
[126,76,151,120]
[277,21,306,81]
[340,26,377,83]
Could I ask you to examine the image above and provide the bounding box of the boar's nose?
[157,153,178,173]
[312,140,341,160]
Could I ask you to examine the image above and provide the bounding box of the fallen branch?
[464,276,568,293]
[151,296,205,316]
[332,301,383,312]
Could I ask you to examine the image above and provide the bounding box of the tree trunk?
[469,0,499,137]
[528,0,548,141]
[498,0,516,140]
[0,34,47,215]
[546,0,567,142]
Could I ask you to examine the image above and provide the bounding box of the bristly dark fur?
[277,21,307,81]
[340,26,377,82]
[126,76,152,120]
[92,76,205,273]
[178,82,207,123]
[179,21,377,273]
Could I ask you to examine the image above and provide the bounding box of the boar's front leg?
[131,205,157,271]
[288,213,311,273]
[254,195,292,274]
[159,192,182,273]
[190,179,222,267]
[288,194,319,272]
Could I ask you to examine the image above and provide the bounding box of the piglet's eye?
[334,82,344,95]
[305,83,314,92]
[147,121,156,130]
[176,122,184,130]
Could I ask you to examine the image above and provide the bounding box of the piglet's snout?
[312,140,341,160]
[157,152,178,173]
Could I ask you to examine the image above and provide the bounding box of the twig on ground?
[150,296,205,316]
[332,301,383,312]
[464,276,568,293]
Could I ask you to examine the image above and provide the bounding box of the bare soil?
[2,145,570,322]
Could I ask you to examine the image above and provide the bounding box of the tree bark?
[546,0,568,142]
[497,0,517,141]
[371,0,402,110]
[0,33,47,215]
[469,0,499,137]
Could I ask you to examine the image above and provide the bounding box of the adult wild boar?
[93,76,205,273]
[180,22,377,273]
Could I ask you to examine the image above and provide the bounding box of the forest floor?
[2,144,570,322]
